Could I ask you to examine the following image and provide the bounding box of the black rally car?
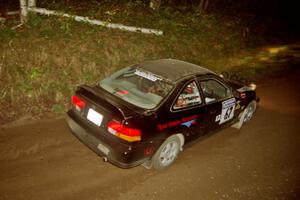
[66,59,259,170]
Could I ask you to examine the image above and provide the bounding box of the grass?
[0,2,288,124]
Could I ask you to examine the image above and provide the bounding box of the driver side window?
[200,79,232,104]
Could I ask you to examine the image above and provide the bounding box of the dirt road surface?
[1,69,300,200]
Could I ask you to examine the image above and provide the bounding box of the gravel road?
[0,69,299,200]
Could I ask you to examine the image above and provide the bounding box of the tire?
[243,100,257,123]
[152,135,181,170]
[231,100,256,129]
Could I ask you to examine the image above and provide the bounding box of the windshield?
[99,67,174,109]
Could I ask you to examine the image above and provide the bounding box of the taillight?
[71,95,86,111]
[107,120,141,142]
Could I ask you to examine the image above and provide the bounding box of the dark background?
[1,0,299,36]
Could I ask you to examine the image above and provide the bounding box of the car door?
[158,79,206,143]
[197,76,236,132]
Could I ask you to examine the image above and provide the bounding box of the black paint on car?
[66,59,259,170]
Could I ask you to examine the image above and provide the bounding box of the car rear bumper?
[66,110,148,168]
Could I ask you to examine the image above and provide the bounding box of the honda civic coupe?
[66,59,259,170]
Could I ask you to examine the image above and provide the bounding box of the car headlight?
[249,83,257,90]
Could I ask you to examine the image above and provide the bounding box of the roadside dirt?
[0,69,300,200]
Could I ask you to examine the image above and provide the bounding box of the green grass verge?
[0,3,281,124]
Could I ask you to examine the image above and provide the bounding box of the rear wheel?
[151,135,181,170]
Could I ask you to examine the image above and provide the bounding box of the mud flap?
[142,159,153,169]
[231,109,247,129]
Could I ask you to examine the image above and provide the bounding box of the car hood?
[226,79,256,92]
[225,79,245,90]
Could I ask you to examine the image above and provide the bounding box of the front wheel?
[151,135,181,170]
[243,100,257,123]
[231,100,257,129]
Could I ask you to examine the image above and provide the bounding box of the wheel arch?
[153,132,185,154]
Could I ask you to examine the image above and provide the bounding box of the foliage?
[0,1,287,124]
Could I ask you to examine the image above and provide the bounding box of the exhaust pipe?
[103,157,108,162]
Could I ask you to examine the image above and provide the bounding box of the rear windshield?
[99,67,174,109]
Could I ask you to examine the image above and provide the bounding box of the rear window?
[99,67,174,109]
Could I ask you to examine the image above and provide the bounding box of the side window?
[200,79,232,104]
[173,81,202,110]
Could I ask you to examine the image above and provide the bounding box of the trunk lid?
[73,85,139,127]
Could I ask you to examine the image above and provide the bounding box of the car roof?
[137,59,215,83]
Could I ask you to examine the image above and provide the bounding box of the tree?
[197,0,209,14]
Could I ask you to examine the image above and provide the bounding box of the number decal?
[220,98,236,124]
[224,106,233,120]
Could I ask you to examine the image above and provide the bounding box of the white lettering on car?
[135,69,161,82]
[220,98,236,124]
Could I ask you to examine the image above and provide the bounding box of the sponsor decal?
[235,103,241,110]
[180,94,201,104]
[116,90,129,95]
[220,98,236,124]
[181,115,198,122]
[181,119,196,128]
[235,100,241,110]
[135,69,161,82]
[157,115,198,131]
[157,123,168,131]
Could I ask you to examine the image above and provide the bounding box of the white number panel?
[220,98,236,124]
